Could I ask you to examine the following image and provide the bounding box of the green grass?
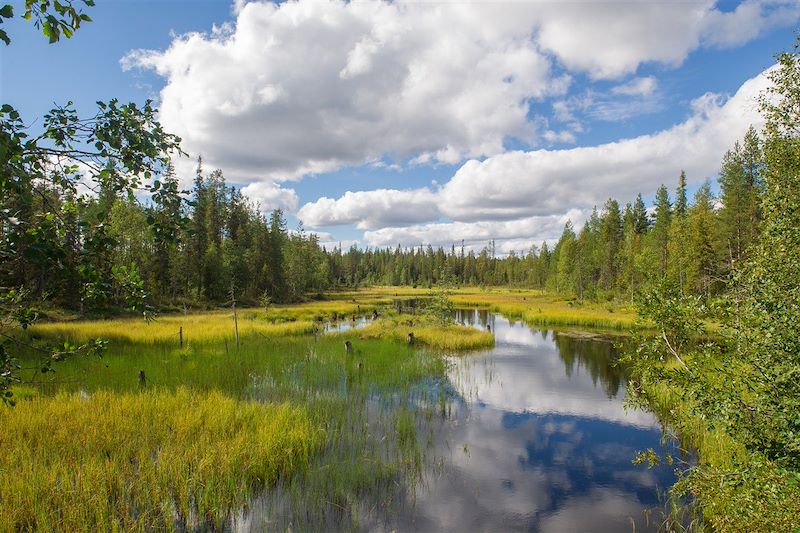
[0,388,322,532]
[448,289,638,330]
[30,309,315,344]
[14,308,451,531]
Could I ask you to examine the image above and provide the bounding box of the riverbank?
[329,286,638,330]
[627,348,800,531]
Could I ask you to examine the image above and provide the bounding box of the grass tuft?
[0,388,322,532]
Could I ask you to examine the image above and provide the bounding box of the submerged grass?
[0,388,322,532]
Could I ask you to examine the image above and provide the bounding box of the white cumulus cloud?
[240,181,299,213]
[362,210,587,251]
[301,66,770,251]
[122,0,794,185]
[438,68,769,222]
[298,188,438,229]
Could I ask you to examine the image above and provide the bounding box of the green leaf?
[0,5,13,18]
[0,29,9,46]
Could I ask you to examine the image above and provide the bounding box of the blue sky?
[2,0,798,253]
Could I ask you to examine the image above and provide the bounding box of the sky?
[2,0,799,254]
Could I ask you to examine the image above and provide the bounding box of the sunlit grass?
[347,315,495,351]
[12,289,491,529]
[448,289,637,330]
[325,286,637,329]
[0,388,322,532]
[30,310,315,344]
[14,328,448,531]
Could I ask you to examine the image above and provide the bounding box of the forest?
[2,125,764,311]
[2,2,800,531]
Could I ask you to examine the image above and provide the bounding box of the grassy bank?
[30,310,315,344]
[630,361,800,531]
[0,388,322,532]
[328,286,637,330]
[449,288,637,330]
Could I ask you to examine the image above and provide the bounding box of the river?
[386,309,681,532]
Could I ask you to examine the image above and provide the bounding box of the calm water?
[386,310,679,532]
[243,309,681,532]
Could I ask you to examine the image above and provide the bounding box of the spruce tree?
[651,184,672,276]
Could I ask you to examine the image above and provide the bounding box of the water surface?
[384,310,678,532]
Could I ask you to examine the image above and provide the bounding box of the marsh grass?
[325,286,637,329]
[449,290,637,330]
[30,310,315,344]
[344,314,495,351]
[0,388,322,532]
[14,310,452,531]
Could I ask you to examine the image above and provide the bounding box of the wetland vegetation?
[4,294,678,531]
[2,5,800,531]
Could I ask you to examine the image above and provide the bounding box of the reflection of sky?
[392,313,677,532]
[323,316,371,333]
[450,315,658,428]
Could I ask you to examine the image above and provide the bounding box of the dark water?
[387,310,679,532]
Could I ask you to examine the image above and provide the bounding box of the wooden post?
[179,327,183,348]
[230,282,240,349]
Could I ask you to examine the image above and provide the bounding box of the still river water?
[394,310,678,532]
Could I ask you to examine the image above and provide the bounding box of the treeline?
[330,127,763,299]
[2,159,330,312]
[2,127,763,313]
[621,46,800,530]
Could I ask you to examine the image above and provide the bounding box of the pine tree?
[555,222,577,294]
[632,193,650,234]
[598,198,623,291]
[267,209,288,302]
[675,170,688,219]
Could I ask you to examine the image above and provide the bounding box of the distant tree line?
[329,127,763,300]
[2,124,765,314]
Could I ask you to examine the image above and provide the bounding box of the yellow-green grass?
[29,309,315,344]
[26,294,424,345]
[12,294,455,530]
[0,387,323,532]
[325,286,637,329]
[345,315,494,351]
[448,289,637,330]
